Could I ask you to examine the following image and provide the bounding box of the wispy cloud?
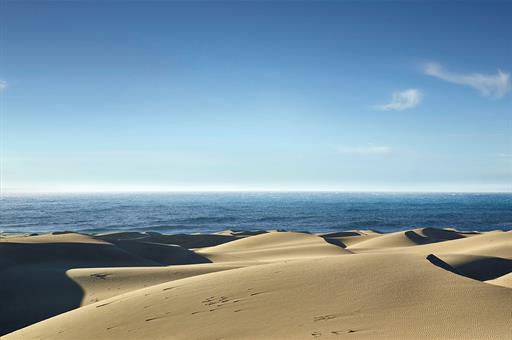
[375,89,422,111]
[0,80,7,93]
[336,145,391,156]
[422,62,510,98]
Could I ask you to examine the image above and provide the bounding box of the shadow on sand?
[426,253,512,281]
[0,239,212,336]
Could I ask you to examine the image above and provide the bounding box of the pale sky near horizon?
[1,1,511,193]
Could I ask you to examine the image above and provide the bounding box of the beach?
[1,228,511,339]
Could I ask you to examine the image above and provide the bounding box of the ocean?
[1,192,511,235]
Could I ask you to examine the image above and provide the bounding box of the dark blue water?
[1,192,511,234]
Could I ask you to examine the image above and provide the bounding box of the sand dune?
[486,272,512,288]
[97,231,243,248]
[0,232,242,335]
[197,231,350,263]
[68,263,246,306]
[419,231,512,258]
[2,228,511,339]
[346,227,476,251]
[6,253,512,339]
[320,230,383,248]
[428,254,512,280]
[349,230,511,258]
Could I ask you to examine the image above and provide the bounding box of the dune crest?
[197,231,350,263]
[2,228,511,339]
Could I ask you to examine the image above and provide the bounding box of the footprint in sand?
[96,301,113,308]
[145,314,169,322]
[202,295,232,308]
[313,314,337,322]
[91,273,110,280]
[250,292,265,296]
[331,329,357,335]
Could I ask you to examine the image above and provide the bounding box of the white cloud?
[336,145,391,156]
[422,62,510,98]
[0,80,6,93]
[375,89,422,111]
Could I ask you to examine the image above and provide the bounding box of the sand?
[1,228,511,339]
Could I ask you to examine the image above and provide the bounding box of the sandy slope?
[486,272,512,288]
[2,229,511,339]
[197,231,350,263]
[0,232,242,335]
[349,229,512,258]
[68,263,247,306]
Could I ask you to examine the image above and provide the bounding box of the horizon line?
[2,188,511,195]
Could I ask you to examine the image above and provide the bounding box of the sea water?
[1,192,511,234]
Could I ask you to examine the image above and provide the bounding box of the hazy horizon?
[3,186,512,195]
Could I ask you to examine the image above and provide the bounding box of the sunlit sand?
[2,228,511,339]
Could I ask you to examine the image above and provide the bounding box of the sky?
[1,1,511,193]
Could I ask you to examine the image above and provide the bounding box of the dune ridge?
[1,228,511,339]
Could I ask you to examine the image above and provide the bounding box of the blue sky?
[1,1,511,192]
